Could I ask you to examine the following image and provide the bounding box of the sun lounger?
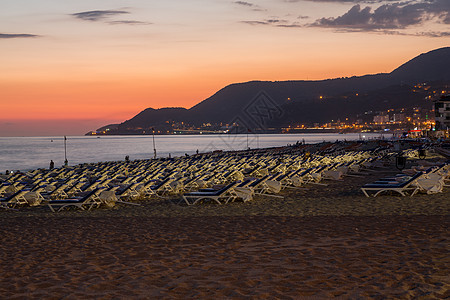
[303,166,328,186]
[264,180,282,193]
[142,177,174,197]
[322,169,344,181]
[252,175,284,198]
[24,190,45,206]
[98,190,141,207]
[286,168,315,187]
[0,190,28,209]
[233,187,254,202]
[46,188,103,212]
[0,183,11,197]
[180,181,239,205]
[115,182,144,199]
[361,172,423,197]
[415,173,446,194]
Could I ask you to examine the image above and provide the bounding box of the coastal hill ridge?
[89,47,450,134]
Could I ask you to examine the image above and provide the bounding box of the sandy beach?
[0,215,448,299]
[3,3,450,297]
[1,161,449,299]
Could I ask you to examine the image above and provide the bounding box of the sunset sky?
[1,0,449,136]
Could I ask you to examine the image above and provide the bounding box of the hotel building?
[435,95,450,130]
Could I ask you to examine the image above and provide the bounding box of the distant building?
[393,113,406,122]
[373,115,389,124]
[435,95,450,130]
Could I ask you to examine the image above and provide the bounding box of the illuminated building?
[434,95,450,130]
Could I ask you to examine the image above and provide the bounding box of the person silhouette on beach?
[49,160,54,170]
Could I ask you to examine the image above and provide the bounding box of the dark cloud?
[277,23,303,27]
[0,33,39,39]
[240,0,448,36]
[241,20,270,25]
[233,1,266,11]
[375,29,450,37]
[108,20,152,25]
[72,10,129,22]
[71,9,152,25]
[234,1,254,6]
[415,31,450,37]
[428,0,450,24]
[241,18,303,27]
[266,19,288,23]
[311,0,450,31]
[284,0,399,2]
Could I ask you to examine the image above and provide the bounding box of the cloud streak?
[377,29,450,37]
[241,17,304,28]
[71,9,152,26]
[233,1,266,11]
[234,1,254,6]
[108,20,153,25]
[285,0,401,2]
[72,10,129,22]
[0,33,40,39]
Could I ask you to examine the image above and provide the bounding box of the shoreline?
[0,133,432,172]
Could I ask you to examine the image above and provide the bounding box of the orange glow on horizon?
[0,45,426,121]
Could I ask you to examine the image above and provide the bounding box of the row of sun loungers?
[1,146,448,210]
[361,163,450,197]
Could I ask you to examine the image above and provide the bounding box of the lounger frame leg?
[255,193,284,199]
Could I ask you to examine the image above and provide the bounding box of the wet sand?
[0,167,449,298]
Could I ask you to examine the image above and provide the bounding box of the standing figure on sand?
[49,160,54,170]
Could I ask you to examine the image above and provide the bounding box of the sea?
[0,133,390,172]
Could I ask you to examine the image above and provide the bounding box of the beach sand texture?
[1,157,449,298]
[0,216,448,299]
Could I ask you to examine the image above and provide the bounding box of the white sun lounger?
[361,172,423,197]
[46,188,103,212]
[181,181,239,205]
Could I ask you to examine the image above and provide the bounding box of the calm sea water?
[0,133,388,172]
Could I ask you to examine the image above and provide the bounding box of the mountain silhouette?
[390,47,450,83]
[121,107,188,129]
[91,47,450,134]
